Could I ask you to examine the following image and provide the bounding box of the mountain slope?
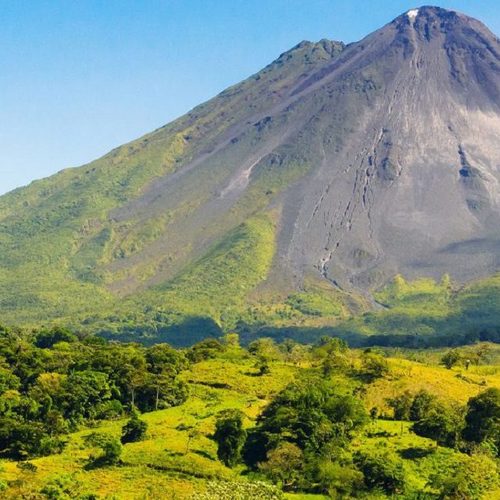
[0,6,499,341]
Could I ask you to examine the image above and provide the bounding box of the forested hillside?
[0,324,498,499]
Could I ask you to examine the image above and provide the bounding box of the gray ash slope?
[117,6,500,293]
[276,5,500,290]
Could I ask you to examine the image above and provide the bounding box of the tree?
[441,350,461,369]
[313,459,364,498]
[256,357,271,376]
[84,433,122,468]
[0,418,65,459]
[34,327,77,349]
[222,333,240,348]
[322,351,349,376]
[248,338,281,363]
[387,391,413,420]
[360,351,389,381]
[462,388,500,452]
[429,453,498,500]
[121,413,148,444]
[61,370,112,423]
[243,380,367,468]
[214,410,246,467]
[413,405,463,447]
[187,339,224,363]
[354,450,406,495]
[258,442,303,490]
[145,343,188,376]
[409,390,436,422]
[136,372,189,412]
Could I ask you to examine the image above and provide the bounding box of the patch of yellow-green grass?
[364,357,500,412]
[144,213,277,325]
[0,356,298,498]
[183,357,298,403]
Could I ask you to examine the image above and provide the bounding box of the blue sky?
[1,0,499,194]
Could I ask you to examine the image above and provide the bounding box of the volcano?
[0,6,499,333]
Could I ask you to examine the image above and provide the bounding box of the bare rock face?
[275,6,500,290]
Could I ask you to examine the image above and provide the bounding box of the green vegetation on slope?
[0,39,347,332]
[0,325,498,499]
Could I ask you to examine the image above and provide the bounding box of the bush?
[412,406,463,447]
[121,414,148,444]
[192,480,284,499]
[313,459,364,498]
[428,453,498,499]
[0,418,65,459]
[35,327,77,348]
[258,442,303,490]
[360,351,389,381]
[441,349,461,369]
[387,391,413,420]
[187,339,224,363]
[95,399,124,420]
[243,380,367,469]
[409,390,436,421]
[84,433,122,468]
[40,473,98,500]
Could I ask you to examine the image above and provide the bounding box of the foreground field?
[1,340,498,499]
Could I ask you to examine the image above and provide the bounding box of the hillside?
[0,6,499,344]
[0,331,498,499]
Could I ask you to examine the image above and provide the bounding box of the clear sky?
[1,0,499,194]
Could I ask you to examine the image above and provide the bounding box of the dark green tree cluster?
[83,432,122,468]
[0,325,188,459]
[214,378,370,496]
[395,388,500,454]
[213,409,247,467]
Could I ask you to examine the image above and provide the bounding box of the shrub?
[313,459,364,498]
[428,453,498,499]
[360,351,389,381]
[243,380,367,468]
[187,339,225,363]
[258,442,303,490]
[441,349,461,369]
[193,480,284,499]
[84,433,122,468]
[413,406,463,447]
[409,390,436,421]
[35,327,77,348]
[387,391,413,420]
[121,414,148,444]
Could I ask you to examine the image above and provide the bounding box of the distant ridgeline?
[0,6,499,346]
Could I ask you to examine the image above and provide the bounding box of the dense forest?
[0,324,498,499]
